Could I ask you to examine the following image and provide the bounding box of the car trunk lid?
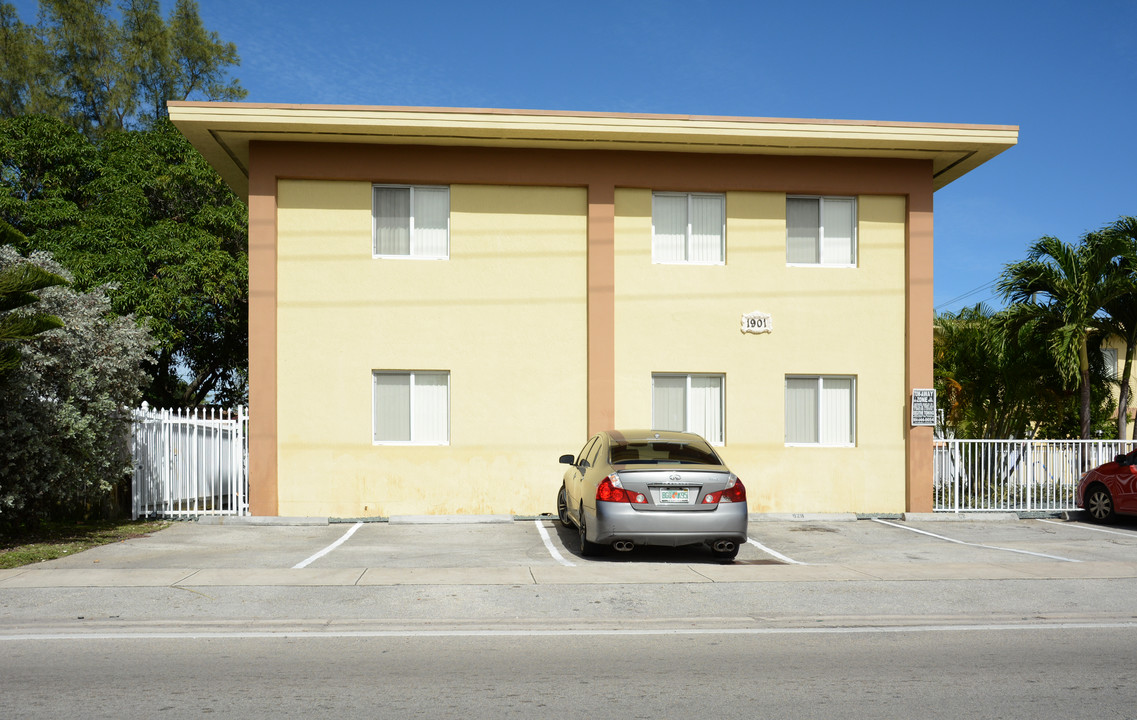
[613,466,733,512]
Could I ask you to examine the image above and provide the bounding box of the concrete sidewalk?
[3,559,1137,588]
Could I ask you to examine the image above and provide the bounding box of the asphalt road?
[2,514,1137,717]
[3,626,1134,719]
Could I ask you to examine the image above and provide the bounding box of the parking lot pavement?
[2,514,1137,589]
[11,521,358,570]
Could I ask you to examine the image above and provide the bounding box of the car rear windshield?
[609,440,721,466]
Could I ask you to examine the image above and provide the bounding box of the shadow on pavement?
[548,520,761,565]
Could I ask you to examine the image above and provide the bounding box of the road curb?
[750,513,859,522]
[388,515,515,525]
[195,516,330,526]
[903,512,1019,522]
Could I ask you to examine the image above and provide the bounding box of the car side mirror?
[559,454,575,465]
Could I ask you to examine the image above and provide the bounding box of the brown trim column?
[247,142,278,516]
[587,182,616,435]
[906,185,935,513]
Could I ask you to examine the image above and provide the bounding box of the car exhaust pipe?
[713,540,736,553]
[612,540,634,552]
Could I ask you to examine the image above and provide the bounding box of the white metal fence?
[131,403,249,520]
[933,439,1131,513]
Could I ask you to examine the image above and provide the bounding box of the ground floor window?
[652,373,724,444]
[1102,348,1118,379]
[785,375,855,446]
[373,371,449,444]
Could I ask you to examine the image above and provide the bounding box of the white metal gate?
[131,403,249,519]
[933,439,1129,512]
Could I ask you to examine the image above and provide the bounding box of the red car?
[1077,449,1137,522]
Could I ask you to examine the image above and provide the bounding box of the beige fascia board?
[169,102,1018,199]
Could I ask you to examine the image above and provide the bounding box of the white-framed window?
[373,185,449,259]
[652,373,725,444]
[652,192,725,264]
[786,196,856,266]
[372,371,450,444]
[785,375,855,446]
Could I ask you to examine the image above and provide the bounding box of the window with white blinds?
[786,196,856,266]
[373,185,449,258]
[785,375,855,446]
[652,193,725,264]
[373,371,450,444]
[652,373,725,444]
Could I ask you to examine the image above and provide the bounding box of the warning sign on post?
[911,389,937,427]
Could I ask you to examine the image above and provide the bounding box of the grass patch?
[0,519,171,569]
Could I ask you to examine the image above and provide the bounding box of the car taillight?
[702,477,746,504]
[596,475,647,504]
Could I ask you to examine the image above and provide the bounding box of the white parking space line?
[6,621,1137,641]
[534,520,576,567]
[871,519,1080,562]
[293,522,363,569]
[747,537,805,565]
[1039,519,1137,538]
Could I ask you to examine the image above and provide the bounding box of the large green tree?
[0,1,249,405]
[0,0,245,136]
[997,231,1132,438]
[0,114,247,405]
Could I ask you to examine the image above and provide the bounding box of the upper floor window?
[786,196,856,266]
[373,185,449,259]
[652,373,725,444]
[652,192,725,264]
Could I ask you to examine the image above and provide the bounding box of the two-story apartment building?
[170,103,1017,517]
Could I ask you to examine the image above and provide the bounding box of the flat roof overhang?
[168,102,1018,199]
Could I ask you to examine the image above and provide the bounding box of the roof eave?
[168,102,1018,200]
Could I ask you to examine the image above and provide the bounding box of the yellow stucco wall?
[276,181,588,517]
[613,190,909,513]
[1103,334,1134,428]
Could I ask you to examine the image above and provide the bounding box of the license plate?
[658,488,689,504]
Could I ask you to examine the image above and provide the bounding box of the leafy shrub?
[0,246,152,527]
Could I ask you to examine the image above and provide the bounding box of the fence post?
[953,440,961,513]
[1026,440,1033,512]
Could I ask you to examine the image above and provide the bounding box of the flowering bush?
[0,246,152,526]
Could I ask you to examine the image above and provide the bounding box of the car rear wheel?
[557,485,571,528]
[1085,484,1116,523]
[578,505,601,557]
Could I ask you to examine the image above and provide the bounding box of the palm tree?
[0,222,69,377]
[936,304,1070,438]
[998,231,1132,438]
[1100,216,1137,439]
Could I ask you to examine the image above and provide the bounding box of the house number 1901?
[741,311,772,335]
[744,316,769,331]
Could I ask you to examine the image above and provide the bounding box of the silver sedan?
[557,429,748,560]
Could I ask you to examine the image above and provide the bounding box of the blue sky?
[15,0,1135,312]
